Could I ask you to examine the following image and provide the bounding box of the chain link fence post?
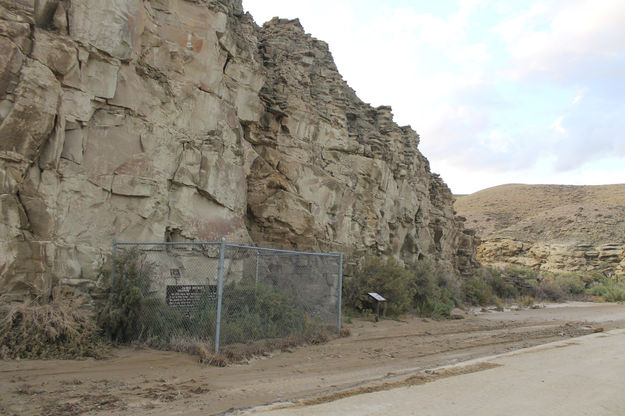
[254,250,260,286]
[111,238,117,286]
[337,253,343,333]
[215,237,226,354]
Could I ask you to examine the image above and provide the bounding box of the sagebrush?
[97,248,157,343]
[0,295,107,359]
[343,256,624,319]
[343,256,459,318]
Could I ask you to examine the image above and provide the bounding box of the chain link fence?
[112,240,343,353]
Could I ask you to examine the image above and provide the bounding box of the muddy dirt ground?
[1,302,625,416]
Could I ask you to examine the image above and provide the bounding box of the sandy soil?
[248,328,625,415]
[1,302,625,416]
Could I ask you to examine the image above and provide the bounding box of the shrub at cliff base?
[343,256,459,318]
[97,249,197,347]
[97,248,158,343]
[0,295,107,359]
[462,275,495,306]
[343,256,414,317]
[412,261,459,317]
[588,278,625,302]
[218,282,307,344]
[467,266,625,305]
[343,256,625,317]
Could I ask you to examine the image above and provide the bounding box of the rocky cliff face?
[0,0,477,301]
[477,239,625,277]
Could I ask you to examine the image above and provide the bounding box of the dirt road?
[1,302,624,415]
[248,328,625,415]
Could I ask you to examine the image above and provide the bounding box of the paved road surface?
[245,328,625,416]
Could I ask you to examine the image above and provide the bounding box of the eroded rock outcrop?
[0,0,477,301]
[477,239,625,276]
[456,185,625,276]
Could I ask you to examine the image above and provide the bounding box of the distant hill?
[455,184,625,275]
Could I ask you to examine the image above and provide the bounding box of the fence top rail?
[115,241,221,247]
[113,240,342,257]
[226,243,341,257]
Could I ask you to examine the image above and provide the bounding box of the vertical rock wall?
[0,1,477,301]
[246,18,477,274]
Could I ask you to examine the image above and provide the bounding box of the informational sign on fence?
[166,284,216,308]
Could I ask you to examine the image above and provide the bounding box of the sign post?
[215,238,226,354]
[368,292,386,322]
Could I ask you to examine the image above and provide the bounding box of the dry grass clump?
[197,325,342,366]
[0,295,108,360]
[163,336,212,355]
[199,349,228,367]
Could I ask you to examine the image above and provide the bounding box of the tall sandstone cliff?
[0,0,478,301]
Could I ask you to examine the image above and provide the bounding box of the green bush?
[537,278,566,301]
[411,260,437,309]
[480,268,518,299]
[519,295,535,308]
[478,266,611,303]
[589,280,625,302]
[98,249,213,346]
[344,258,622,315]
[499,266,539,297]
[462,276,494,306]
[343,256,461,318]
[503,266,538,279]
[343,256,416,317]
[535,273,585,301]
[412,263,461,318]
[136,297,192,342]
[555,274,586,296]
[218,282,306,344]
[603,284,625,302]
[481,266,592,302]
[415,297,455,318]
[98,248,155,343]
[580,272,606,288]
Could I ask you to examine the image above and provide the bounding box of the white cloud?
[549,116,567,136]
[497,0,625,80]
[572,87,589,104]
[481,130,510,152]
[243,0,625,194]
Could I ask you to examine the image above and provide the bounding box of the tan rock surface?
[456,184,625,276]
[0,1,477,301]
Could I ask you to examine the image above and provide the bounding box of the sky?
[242,0,625,194]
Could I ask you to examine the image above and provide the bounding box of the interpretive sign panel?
[166,285,216,308]
[368,292,386,302]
